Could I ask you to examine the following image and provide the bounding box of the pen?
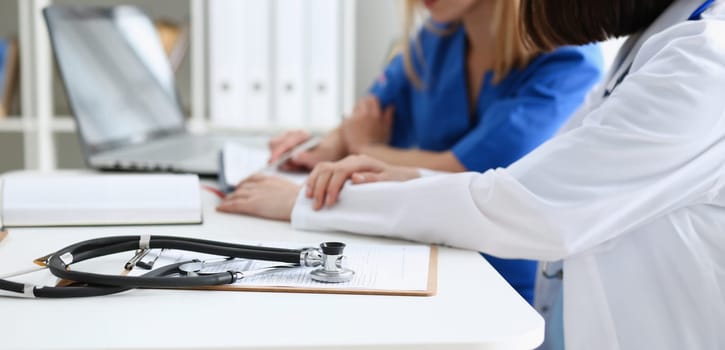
[124,249,150,271]
[136,248,165,270]
[201,184,225,199]
[265,136,322,171]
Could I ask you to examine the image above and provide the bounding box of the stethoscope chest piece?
[310,242,354,283]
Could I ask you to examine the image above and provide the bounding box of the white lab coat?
[292,0,725,348]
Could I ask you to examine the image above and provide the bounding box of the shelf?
[52,117,76,132]
[0,117,78,132]
[1,0,392,173]
[0,118,25,132]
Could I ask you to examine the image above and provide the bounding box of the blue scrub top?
[368,26,603,304]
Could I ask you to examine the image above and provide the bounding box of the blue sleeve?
[368,53,410,107]
[452,45,604,171]
[0,40,7,85]
[367,53,416,148]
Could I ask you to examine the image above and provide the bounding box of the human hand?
[306,154,420,210]
[268,129,347,171]
[341,96,393,154]
[216,174,302,221]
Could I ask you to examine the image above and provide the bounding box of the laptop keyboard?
[92,134,270,174]
[128,136,215,160]
[93,135,222,172]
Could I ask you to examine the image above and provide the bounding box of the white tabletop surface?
[0,176,544,350]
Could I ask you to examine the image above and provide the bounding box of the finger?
[269,132,310,163]
[279,161,307,172]
[216,198,253,214]
[325,170,351,207]
[268,132,286,149]
[351,172,383,184]
[269,130,302,151]
[268,131,290,149]
[306,165,320,198]
[312,168,334,210]
[346,154,385,173]
[270,137,302,163]
[292,151,320,169]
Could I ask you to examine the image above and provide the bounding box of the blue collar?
[689,0,716,20]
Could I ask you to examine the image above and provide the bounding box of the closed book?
[0,174,202,227]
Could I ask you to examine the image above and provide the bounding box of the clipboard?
[195,246,438,297]
[132,244,439,297]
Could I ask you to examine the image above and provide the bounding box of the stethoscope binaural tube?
[0,261,193,299]
[0,235,317,298]
[46,235,303,288]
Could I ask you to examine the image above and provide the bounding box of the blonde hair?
[402,0,538,87]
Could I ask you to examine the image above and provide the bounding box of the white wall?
[353,0,403,101]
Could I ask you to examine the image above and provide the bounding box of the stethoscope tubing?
[0,261,188,298]
[0,235,307,298]
[46,243,238,289]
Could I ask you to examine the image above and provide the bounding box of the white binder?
[273,0,307,128]
[209,0,346,130]
[209,0,272,128]
[306,0,342,130]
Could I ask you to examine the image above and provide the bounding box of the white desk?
[0,183,544,350]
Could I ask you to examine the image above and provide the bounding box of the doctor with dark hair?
[220,0,725,348]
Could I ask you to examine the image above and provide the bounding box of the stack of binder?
[208,0,342,130]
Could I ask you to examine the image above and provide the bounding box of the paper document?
[219,142,308,192]
[0,174,202,227]
[131,243,434,294]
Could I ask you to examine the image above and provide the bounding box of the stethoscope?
[603,0,715,98]
[0,235,354,298]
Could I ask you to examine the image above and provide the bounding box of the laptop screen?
[45,6,185,152]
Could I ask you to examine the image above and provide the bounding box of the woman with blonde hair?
[222,0,603,304]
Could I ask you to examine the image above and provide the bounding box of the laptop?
[43,5,264,176]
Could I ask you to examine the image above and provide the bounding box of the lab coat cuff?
[418,168,450,178]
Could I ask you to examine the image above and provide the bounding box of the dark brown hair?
[522,0,676,50]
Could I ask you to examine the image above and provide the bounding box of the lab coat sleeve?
[417,168,451,177]
[452,46,603,171]
[292,21,725,261]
